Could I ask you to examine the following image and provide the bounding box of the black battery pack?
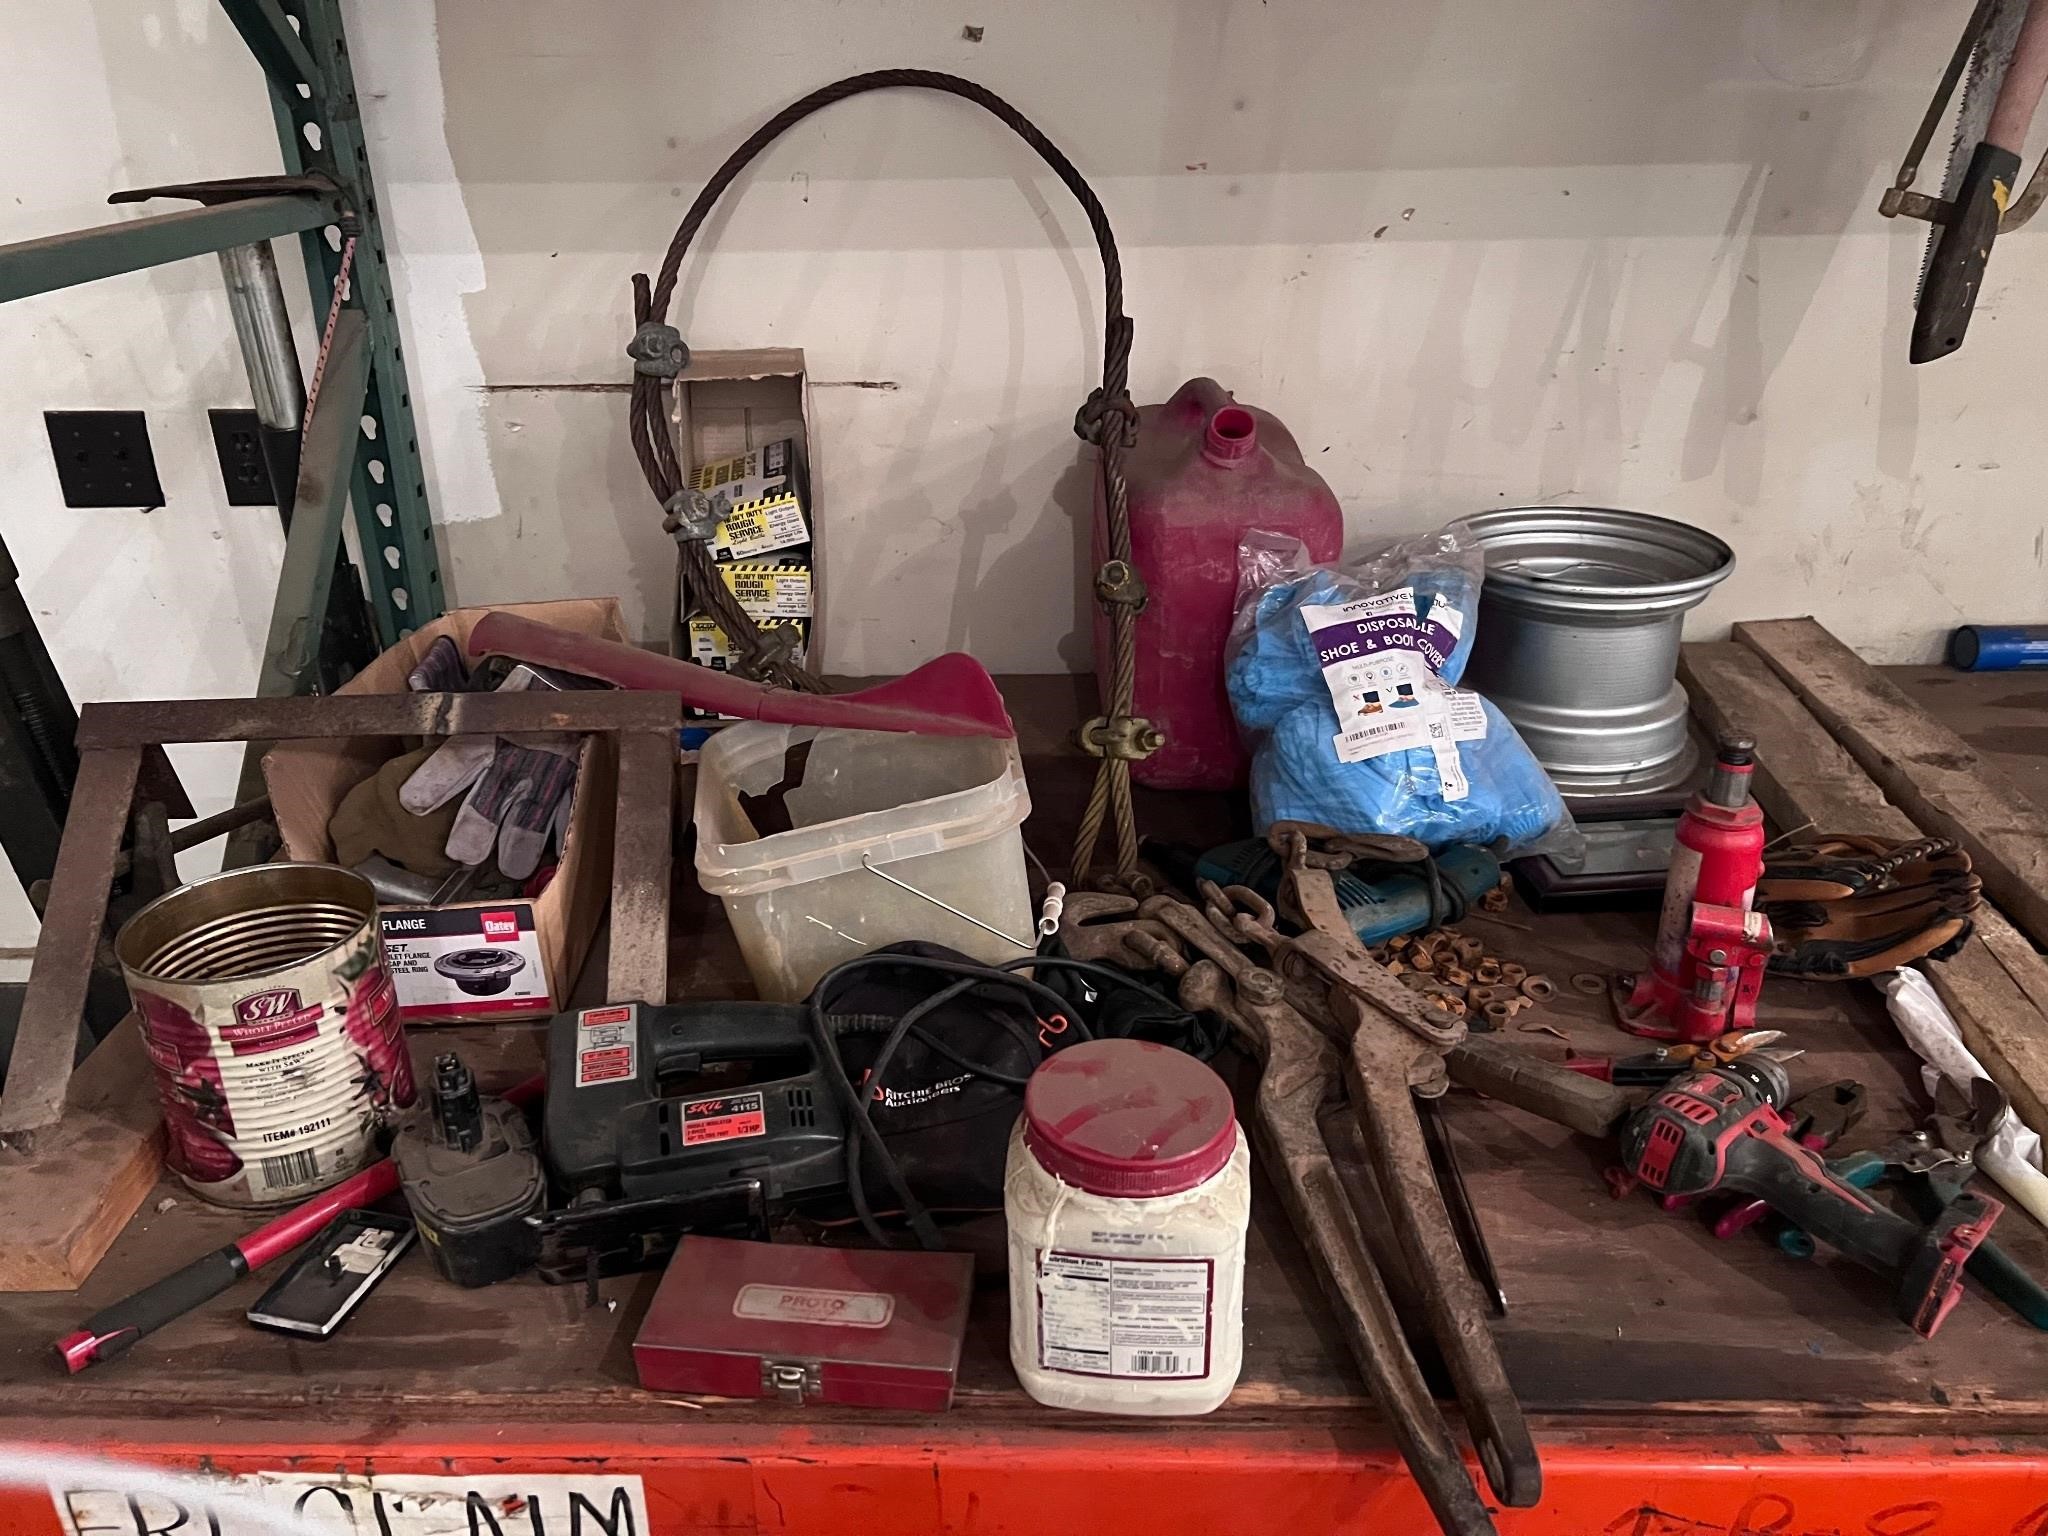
[394,1054,546,1287]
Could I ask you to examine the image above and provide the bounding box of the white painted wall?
[405,0,2048,670]
[2,0,2044,951]
[0,1,304,952]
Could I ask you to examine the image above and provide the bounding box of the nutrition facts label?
[1036,1251,1214,1380]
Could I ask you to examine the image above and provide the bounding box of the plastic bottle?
[1093,378,1343,790]
[1005,1038,1251,1415]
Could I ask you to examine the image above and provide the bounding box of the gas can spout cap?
[1203,405,1258,466]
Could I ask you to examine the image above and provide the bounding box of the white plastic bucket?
[115,863,416,1208]
[693,724,1033,1001]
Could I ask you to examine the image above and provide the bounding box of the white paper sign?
[54,1471,649,1536]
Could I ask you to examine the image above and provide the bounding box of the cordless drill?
[1616,1056,2003,1336]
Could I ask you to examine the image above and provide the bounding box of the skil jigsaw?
[539,1001,850,1282]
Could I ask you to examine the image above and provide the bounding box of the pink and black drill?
[1615,1055,2002,1337]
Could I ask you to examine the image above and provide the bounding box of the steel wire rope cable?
[627,71,1150,889]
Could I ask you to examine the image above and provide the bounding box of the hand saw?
[1881,0,2048,362]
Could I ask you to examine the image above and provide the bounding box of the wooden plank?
[1680,644,1917,838]
[607,729,673,1006]
[0,746,141,1139]
[1979,916,2048,1020]
[0,1018,164,1290]
[1734,616,2048,950]
[1681,642,2048,1134]
[1886,665,2048,822]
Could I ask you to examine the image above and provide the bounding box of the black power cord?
[806,949,1214,1250]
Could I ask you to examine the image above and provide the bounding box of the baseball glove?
[1756,835,1981,980]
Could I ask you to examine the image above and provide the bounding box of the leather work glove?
[1757,835,1982,980]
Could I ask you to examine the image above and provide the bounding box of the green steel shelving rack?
[0,0,445,889]
[0,0,444,667]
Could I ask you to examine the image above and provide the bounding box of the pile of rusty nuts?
[1374,928,1556,1031]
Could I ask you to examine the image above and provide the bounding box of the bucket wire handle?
[858,854,1035,952]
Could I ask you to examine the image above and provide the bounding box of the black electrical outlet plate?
[43,410,165,509]
[209,408,275,506]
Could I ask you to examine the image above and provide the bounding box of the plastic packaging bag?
[1225,526,1567,851]
[1879,968,2048,1230]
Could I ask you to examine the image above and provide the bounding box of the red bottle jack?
[1618,736,1774,1043]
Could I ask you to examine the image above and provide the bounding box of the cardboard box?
[264,598,626,1024]
[666,349,826,670]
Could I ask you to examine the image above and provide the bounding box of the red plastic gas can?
[1093,378,1343,789]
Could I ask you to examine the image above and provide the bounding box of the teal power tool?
[1143,835,1500,946]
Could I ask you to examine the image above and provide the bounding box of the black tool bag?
[819,942,1054,1214]
[808,940,1222,1248]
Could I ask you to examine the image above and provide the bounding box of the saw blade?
[1923,0,2030,298]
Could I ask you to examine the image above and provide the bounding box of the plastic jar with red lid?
[1004,1038,1251,1415]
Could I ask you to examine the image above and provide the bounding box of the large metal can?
[1457,507,1734,799]
[115,863,415,1208]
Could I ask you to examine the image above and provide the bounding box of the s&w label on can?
[130,924,413,1209]
[219,988,325,1054]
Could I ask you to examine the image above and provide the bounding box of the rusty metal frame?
[0,689,679,1145]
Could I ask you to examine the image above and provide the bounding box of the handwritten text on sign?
[53,1471,648,1536]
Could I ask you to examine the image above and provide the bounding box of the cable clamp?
[661,489,720,544]
[1079,714,1163,762]
[738,623,805,679]
[628,322,689,378]
[1094,559,1149,614]
[1074,388,1139,448]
